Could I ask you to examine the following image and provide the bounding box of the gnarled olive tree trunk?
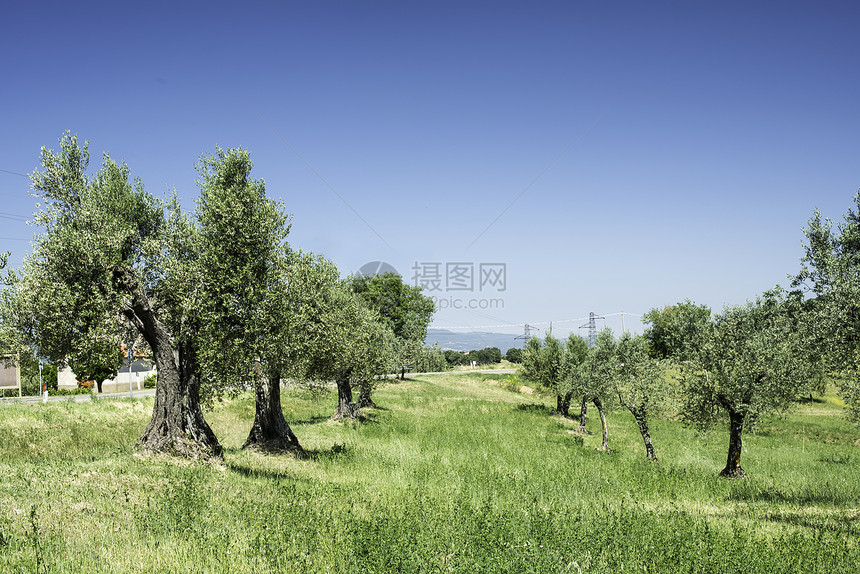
[556,392,573,417]
[118,268,221,459]
[244,373,302,452]
[333,369,358,420]
[356,382,377,409]
[136,335,222,459]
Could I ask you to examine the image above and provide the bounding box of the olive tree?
[570,329,618,450]
[793,191,860,421]
[519,334,570,414]
[349,272,435,387]
[560,334,588,420]
[681,290,812,477]
[192,147,303,452]
[613,333,671,461]
[281,262,395,420]
[7,134,221,458]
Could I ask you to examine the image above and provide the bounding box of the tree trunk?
[576,396,589,434]
[333,371,358,420]
[96,379,104,394]
[136,336,222,459]
[356,383,377,409]
[556,392,573,417]
[720,408,746,478]
[243,373,302,453]
[629,406,657,461]
[114,268,222,459]
[594,397,608,451]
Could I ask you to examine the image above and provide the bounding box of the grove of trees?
[0,134,437,458]
[2,133,859,478]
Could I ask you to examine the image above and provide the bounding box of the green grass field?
[0,373,857,573]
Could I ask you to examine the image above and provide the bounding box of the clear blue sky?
[2,0,859,340]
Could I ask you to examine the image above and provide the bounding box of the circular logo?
[356,261,399,277]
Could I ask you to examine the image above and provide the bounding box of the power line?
[0,169,28,178]
[436,311,642,331]
[0,212,29,222]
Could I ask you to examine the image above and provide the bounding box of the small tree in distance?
[520,335,573,415]
[643,300,711,362]
[67,331,125,394]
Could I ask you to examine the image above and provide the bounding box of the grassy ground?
[0,373,857,573]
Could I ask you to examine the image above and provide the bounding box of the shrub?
[505,348,524,363]
[143,373,157,389]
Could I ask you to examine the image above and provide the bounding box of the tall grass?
[0,374,857,572]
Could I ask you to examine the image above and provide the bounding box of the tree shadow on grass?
[727,485,857,506]
[300,442,355,462]
[289,414,332,426]
[761,510,855,530]
[227,462,302,481]
[515,403,552,415]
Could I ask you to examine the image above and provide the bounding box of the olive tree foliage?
[569,329,618,450]
[793,191,860,422]
[613,334,671,461]
[191,147,306,452]
[349,272,435,383]
[642,300,711,362]
[519,336,542,380]
[680,290,813,477]
[520,335,569,414]
[280,260,395,419]
[4,133,221,458]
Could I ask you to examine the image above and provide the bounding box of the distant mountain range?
[425,328,523,354]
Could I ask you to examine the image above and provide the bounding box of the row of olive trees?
[0,134,434,458]
[519,188,860,478]
[523,290,826,477]
[520,330,669,461]
[443,347,503,367]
